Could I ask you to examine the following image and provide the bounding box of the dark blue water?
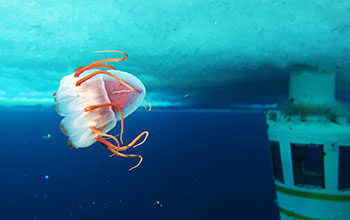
[0,107,279,220]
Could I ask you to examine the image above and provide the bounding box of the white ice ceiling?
[0,0,349,108]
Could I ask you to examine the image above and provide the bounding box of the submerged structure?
[266,65,350,219]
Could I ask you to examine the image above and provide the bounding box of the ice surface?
[0,0,349,108]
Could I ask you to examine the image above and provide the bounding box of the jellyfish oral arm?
[84,102,125,144]
[92,127,149,171]
[74,50,128,77]
[86,101,149,171]
[143,100,152,111]
[95,136,143,171]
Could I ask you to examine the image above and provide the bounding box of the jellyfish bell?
[104,70,146,116]
[54,51,150,171]
[55,69,146,147]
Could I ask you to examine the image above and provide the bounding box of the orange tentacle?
[75,70,135,93]
[126,131,149,149]
[112,90,133,94]
[95,50,128,54]
[74,66,85,73]
[96,136,143,171]
[75,64,116,73]
[102,133,120,139]
[74,50,128,77]
[90,125,120,149]
[92,64,117,70]
[85,103,125,145]
[143,100,152,111]
[109,131,149,152]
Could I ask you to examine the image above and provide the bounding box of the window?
[269,141,284,183]
[339,146,350,190]
[291,143,325,188]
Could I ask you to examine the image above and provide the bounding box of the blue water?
[0,108,278,219]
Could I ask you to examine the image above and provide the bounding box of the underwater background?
[1,0,350,219]
[0,108,279,219]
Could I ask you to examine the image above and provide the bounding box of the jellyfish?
[54,50,151,171]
